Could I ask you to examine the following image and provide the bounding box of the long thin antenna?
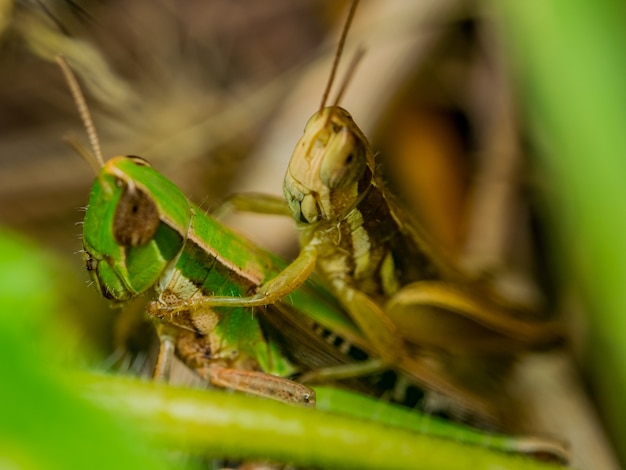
[332,45,366,107]
[56,54,105,169]
[319,0,360,112]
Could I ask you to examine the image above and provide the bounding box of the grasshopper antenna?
[56,54,105,171]
[332,45,365,107]
[319,0,360,112]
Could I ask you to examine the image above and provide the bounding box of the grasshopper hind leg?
[385,280,563,354]
[206,367,316,406]
[173,328,316,406]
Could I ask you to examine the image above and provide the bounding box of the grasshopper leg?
[163,244,319,312]
[314,282,505,421]
[297,359,386,383]
[385,281,562,353]
[333,282,408,364]
[212,193,291,219]
[155,323,315,406]
[202,366,316,406]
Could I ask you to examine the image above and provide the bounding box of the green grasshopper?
[57,56,359,406]
[163,0,564,428]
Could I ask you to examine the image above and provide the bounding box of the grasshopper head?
[284,106,372,225]
[82,156,191,302]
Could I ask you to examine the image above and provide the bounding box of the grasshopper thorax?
[283,106,373,225]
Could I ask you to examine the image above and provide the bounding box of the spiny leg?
[202,366,316,406]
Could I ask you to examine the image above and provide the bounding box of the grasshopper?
[58,55,373,406]
[167,0,564,428]
[59,80,569,470]
[69,113,568,463]
[59,50,431,411]
[45,1,575,462]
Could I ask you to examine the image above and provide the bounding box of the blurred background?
[1,0,625,468]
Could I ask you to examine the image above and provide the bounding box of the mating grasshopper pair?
[63,0,566,463]
[129,0,560,426]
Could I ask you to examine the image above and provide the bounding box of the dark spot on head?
[112,183,160,247]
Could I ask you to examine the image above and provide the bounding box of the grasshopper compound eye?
[319,124,367,190]
[112,182,160,247]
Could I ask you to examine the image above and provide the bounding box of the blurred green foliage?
[0,229,171,470]
[493,0,626,463]
[0,225,563,469]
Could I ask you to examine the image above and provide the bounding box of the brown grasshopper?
[162,0,563,428]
